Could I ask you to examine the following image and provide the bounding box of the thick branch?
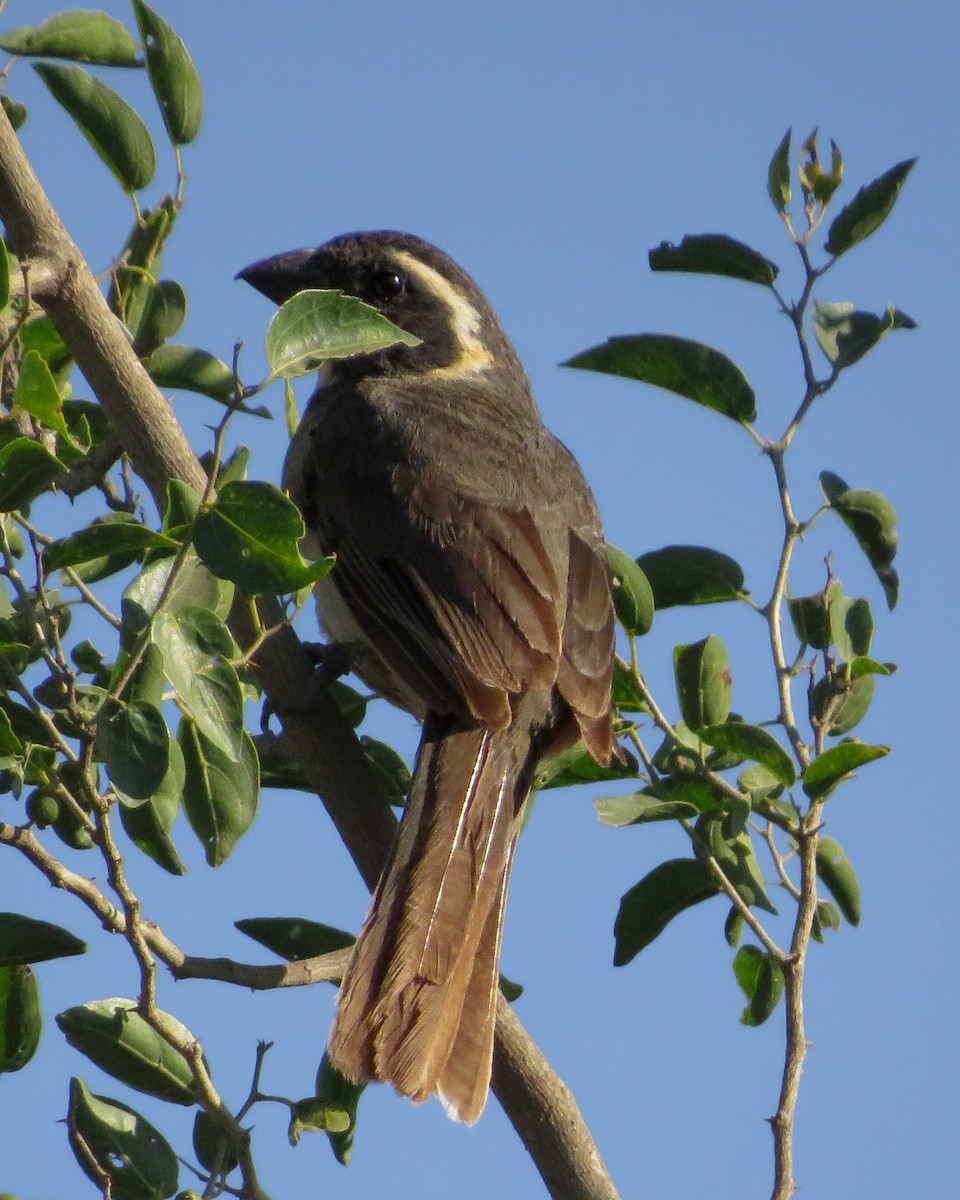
[0,107,618,1200]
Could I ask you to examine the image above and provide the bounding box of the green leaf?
[694,819,776,912]
[767,128,792,213]
[0,964,41,1073]
[636,545,746,608]
[131,279,188,357]
[0,437,66,511]
[45,518,177,574]
[534,740,638,791]
[235,917,355,962]
[614,859,720,965]
[0,912,87,965]
[314,1053,365,1164]
[673,634,731,731]
[610,659,647,713]
[67,1077,179,1200]
[699,722,795,786]
[811,673,875,736]
[193,480,334,593]
[265,289,421,378]
[11,350,71,436]
[788,592,831,650]
[131,1,203,144]
[95,699,170,801]
[118,738,186,874]
[33,64,155,193]
[815,836,861,925]
[360,735,413,806]
[145,343,238,403]
[564,334,756,423]
[813,300,916,370]
[594,790,699,827]
[824,158,917,258]
[179,719,258,866]
[802,740,889,800]
[820,472,899,609]
[829,593,874,661]
[812,899,842,941]
[733,945,784,1026]
[605,544,654,636]
[152,609,243,759]
[724,906,744,948]
[2,95,28,131]
[192,1110,238,1176]
[0,10,139,65]
[125,551,234,625]
[0,235,8,311]
[56,1000,197,1105]
[649,234,778,285]
[20,316,71,373]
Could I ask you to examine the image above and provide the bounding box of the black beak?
[236,248,319,306]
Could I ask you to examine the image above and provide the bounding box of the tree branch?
[0,107,619,1200]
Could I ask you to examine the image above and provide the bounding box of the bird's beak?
[236,248,319,305]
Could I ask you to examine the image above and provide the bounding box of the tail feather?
[328,717,532,1121]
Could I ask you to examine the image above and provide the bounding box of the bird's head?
[238,230,523,383]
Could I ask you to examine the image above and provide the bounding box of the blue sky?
[2,2,956,1198]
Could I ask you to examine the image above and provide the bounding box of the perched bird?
[239,232,620,1124]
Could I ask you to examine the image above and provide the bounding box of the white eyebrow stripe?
[392,249,494,378]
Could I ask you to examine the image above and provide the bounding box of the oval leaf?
[132,1,203,144]
[67,1077,179,1200]
[193,479,333,594]
[57,999,197,1104]
[673,634,731,731]
[0,912,87,965]
[235,917,355,962]
[179,719,258,866]
[699,722,796,786]
[314,1052,364,1164]
[118,740,186,875]
[820,471,899,609]
[813,300,915,370]
[802,740,889,800]
[0,11,139,65]
[45,518,176,573]
[95,699,170,801]
[824,158,917,258]
[145,343,236,402]
[0,438,67,511]
[649,234,778,285]
[767,128,792,213]
[564,334,757,423]
[815,836,861,925]
[594,791,699,827]
[614,858,720,965]
[265,289,421,378]
[0,965,42,1073]
[11,350,70,436]
[33,63,155,193]
[192,1110,239,1175]
[636,544,746,608]
[605,544,654,636]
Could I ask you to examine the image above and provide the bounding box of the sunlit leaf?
[699,722,795,785]
[605,544,654,636]
[179,719,258,866]
[264,289,421,378]
[0,10,139,65]
[636,545,746,608]
[673,634,731,731]
[816,837,861,925]
[802,740,889,800]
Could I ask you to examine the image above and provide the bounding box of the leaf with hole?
[67,1077,179,1200]
[132,1,203,144]
[605,544,654,636]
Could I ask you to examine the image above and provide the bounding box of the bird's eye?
[370,270,405,300]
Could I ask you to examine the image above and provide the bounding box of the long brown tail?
[328,715,536,1123]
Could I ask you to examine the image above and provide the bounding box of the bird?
[239,231,620,1124]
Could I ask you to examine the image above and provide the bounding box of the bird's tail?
[328,716,535,1124]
